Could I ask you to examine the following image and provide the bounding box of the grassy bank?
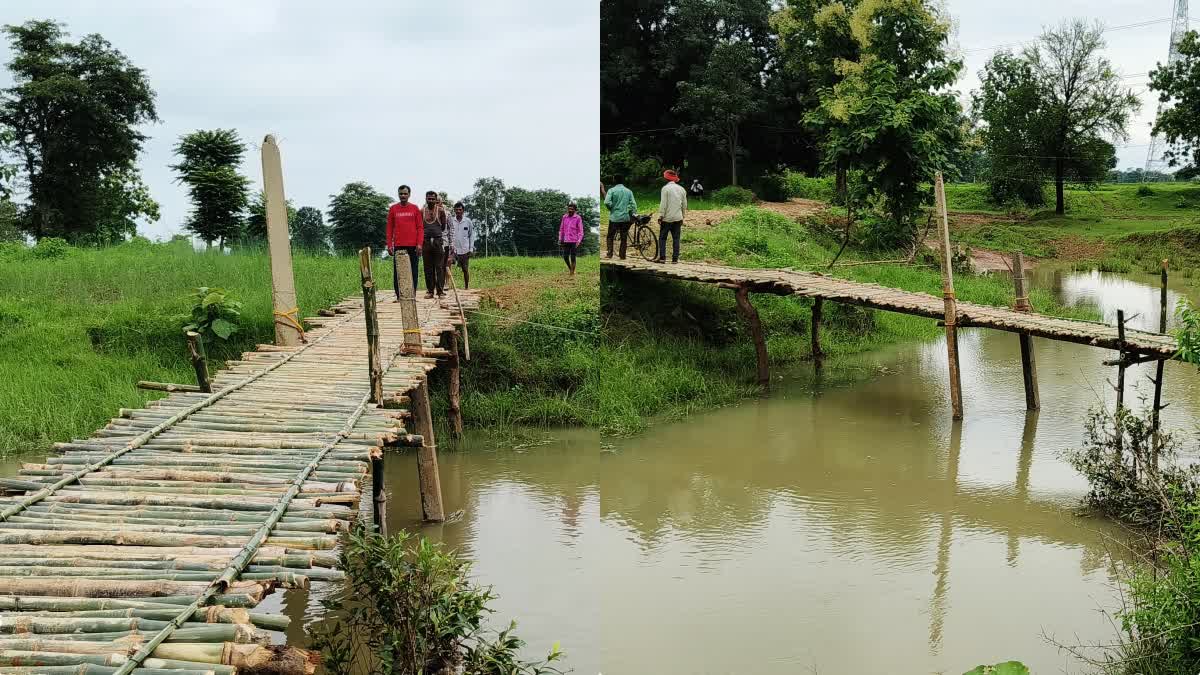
[599,207,1097,435]
[0,239,596,457]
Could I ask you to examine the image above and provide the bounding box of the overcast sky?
[0,0,600,240]
[951,0,1182,173]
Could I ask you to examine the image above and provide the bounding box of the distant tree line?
[0,18,595,256]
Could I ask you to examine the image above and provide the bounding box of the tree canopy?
[328,182,391,254]
[0,19,158,242]
[1150,30,1200,177]
[170,129,250,248]
[292,206,330,253]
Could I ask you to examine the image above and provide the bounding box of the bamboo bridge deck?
[0,291,479,675]
[603,258,1180,357]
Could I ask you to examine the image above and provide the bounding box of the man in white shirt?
[448,201,476,288]
[656,169,687,264]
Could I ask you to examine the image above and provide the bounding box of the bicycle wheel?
[633,225,657,261]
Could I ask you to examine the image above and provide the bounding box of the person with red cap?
[386,185,423,300]
[655,169,687,263]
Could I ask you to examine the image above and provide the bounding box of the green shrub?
[1136,185,1157,197]
[601,138,661,187]
[310,524,566,675]
[786,173,835,201]
[28,237,72,259]
[178,286,244,344]
[754,167,792,202]
[713,185,755,205]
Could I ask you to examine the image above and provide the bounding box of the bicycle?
[630,214,657,261]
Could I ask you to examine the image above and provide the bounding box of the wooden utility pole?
[185,331,212,394]
[358,248,383,404]
[262,135,302,346]
[1011,251,1039,410]
[935,173,964,420]
[396,259,443,521]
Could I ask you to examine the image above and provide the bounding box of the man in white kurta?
[448,202,476,288]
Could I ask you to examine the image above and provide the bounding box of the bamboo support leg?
[935,173,963,420]
[1011,251,1039,411]
[811,298,824,362]
[358,249,383,404]
[410,381,444,522]
[371,452,386,536]
[1152,260,1168,473]
[447,331,464,438]
[185,333,211,394]
[734,285,769,388]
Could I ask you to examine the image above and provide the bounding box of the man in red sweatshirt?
[386,185,423,300]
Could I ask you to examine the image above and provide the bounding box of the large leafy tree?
[806,0,964,249]
[978,21,1136,214]
[499,187,573,255]
[675,40,764,186]
[292,206,330,253]
[574,195,601,255]
[462,176,505,256]
[0,20,158,242]
[86,168,160,245]
[170,129,249,248]
[1149,31,1200,177]
[328,182,390,254]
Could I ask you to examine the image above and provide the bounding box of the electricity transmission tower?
[1145,0,1190,177]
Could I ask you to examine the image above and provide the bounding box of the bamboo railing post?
[447,262,471,360]
[1115,308,1129,468]
[396,251,423,357]
[1151,259,1168,473]
[371,451,387,536]
[811,298,824,363]
[358,248,383,404]
[935,172,964,420]
[261,135,302,347]
[734,284,769,388]
[410,381,445,522]
[184,332,211,394]
[1011,251,1039,410]
[447,330,464,438]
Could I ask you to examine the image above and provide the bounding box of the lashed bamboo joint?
[2,289,479,673]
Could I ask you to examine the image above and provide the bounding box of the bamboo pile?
[603,257,1180,357]
[0,291,479,674]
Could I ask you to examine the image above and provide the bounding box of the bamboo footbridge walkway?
[0,272,480,675]
[604,173,1182,423]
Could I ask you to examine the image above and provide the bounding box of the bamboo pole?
[136,383,202,394]
[1152,259,1168,473]
[371,452,387,536]
[811,298,824,362]
[262,135,302,347]
[359,248,384,404]
[447,331,464,438]
[396,250,423,357]
[935,172,964,420]
[1011,251,1039,411]
[733,285,769,388]
[185,332,212,394]
[447,265,470,360]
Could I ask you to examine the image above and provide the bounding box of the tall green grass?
[0,239,597,456]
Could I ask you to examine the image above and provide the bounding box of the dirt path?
[683,198,830,229]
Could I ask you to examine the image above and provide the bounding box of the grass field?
[0,239,597,457]
[598,207,1096,435]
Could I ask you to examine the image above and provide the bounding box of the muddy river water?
[27,268,1199,674]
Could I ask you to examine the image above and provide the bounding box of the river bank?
[0,238,597,457]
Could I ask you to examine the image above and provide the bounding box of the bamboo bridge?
[0,253,479,674]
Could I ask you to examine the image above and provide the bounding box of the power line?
[961,18,1174,54]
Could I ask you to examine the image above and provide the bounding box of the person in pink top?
[558,201,584,276]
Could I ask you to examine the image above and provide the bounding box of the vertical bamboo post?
[811,298,824,362]
[358,248,383,404]
[261,135,302,346]
[1116,309,1128,467]
[1151,259,1168,472]
[411,380,445,522]
[935,172,964,420]
[185,331,211,394]
[396,251,423,357]
[371,451,387,536]
[447,330,464,438]
[1011,251,1039,410]
[734,284,769,388]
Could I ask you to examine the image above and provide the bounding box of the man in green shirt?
[603,175,638,259]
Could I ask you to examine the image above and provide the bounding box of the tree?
[499,187,572,255]
[985,20,1138,214]
[805,0,964,249]
[1149,31,1200,175]
[242,189,297,245]
[170,129,250,248]
[574,196,601,255]
[85,168,160,245]
[675,40,765,186]
[328,182,390,254]
[0,198,20,242]
[292,206,330,253]
[0,20,158,242]
[463,177,506,256]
